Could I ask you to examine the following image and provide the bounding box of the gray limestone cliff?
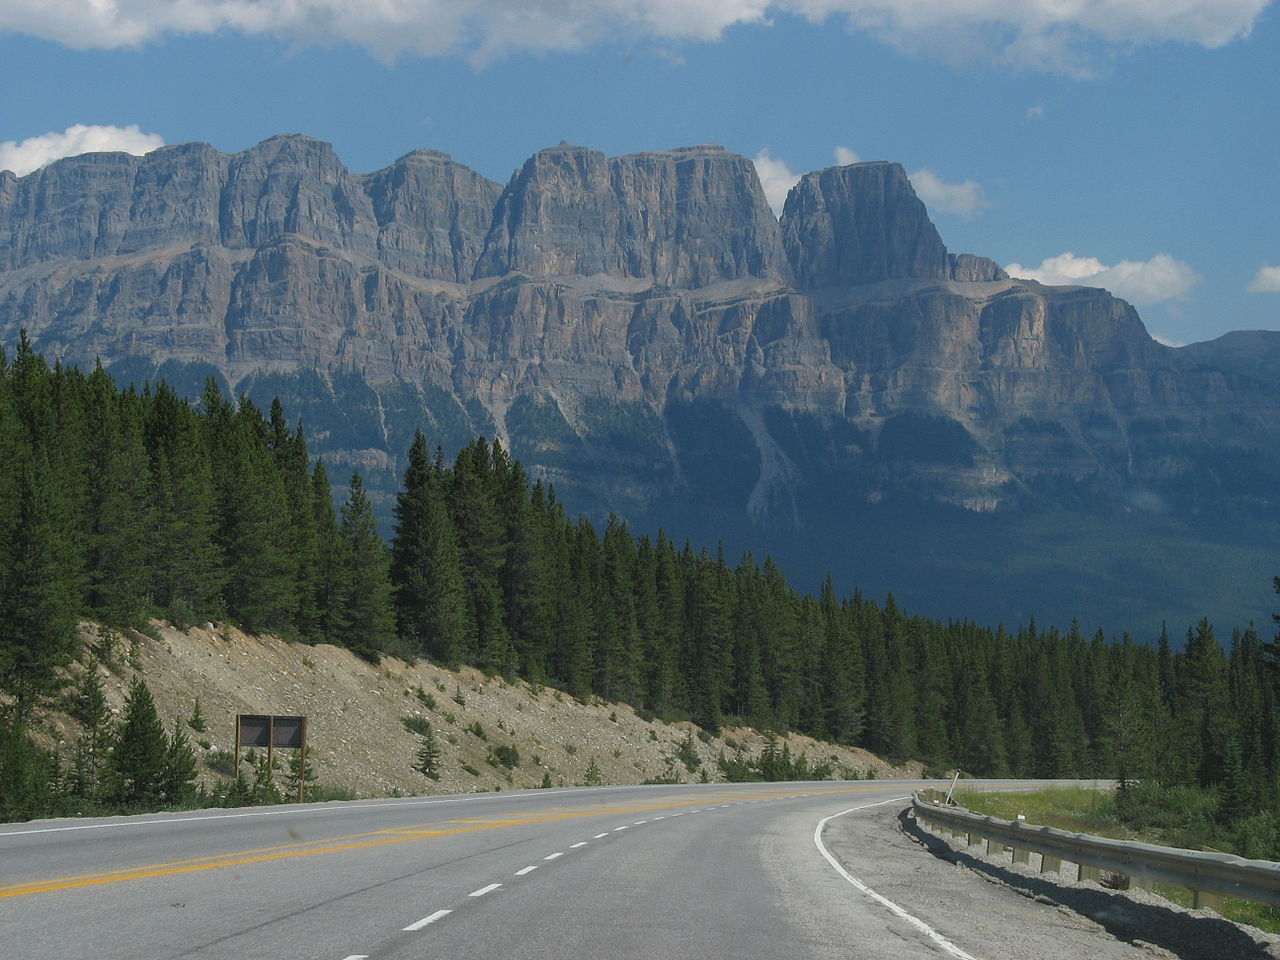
[1,135,1277,561]
[780,161,949,287]
[474,143,787,286]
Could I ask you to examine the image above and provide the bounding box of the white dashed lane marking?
[403,909,451,931]
[361,793,782,958]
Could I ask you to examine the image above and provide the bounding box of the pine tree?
[162,723,199,806]
[218,401,298,633]
[1170,618,1233,786]
[415,723,442,780]
[0,454,82,714]
[339,472,395,660]
[69,658,110,796]
[450,439,515,673]
[145,382,225,623]
[249,751,282,805]
[105,676,170,808]
[309,460,348,645]
[83,365,152,628]
[391,432,474,665]
[287,749,318,800]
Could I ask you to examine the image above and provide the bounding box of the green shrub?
[489,744,520,769]
[402,715,432,736]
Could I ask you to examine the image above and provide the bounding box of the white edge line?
[340,955,369,960]
[403,909,451,931]
[515,865,538,875]
[813,797,979,960]
[469,883,502,897]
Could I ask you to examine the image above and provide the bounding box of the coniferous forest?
[2,333,1279,858]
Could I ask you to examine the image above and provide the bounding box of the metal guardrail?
[911,790,1280,913]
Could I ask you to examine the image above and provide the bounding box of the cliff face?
[475,143,788,286]
[2,135,1278,621]
[781,162,949,287]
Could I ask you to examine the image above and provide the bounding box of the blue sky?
[0,1,1276,345]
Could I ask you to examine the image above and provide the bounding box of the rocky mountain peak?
[475,142,786,286]
[780,160,949,287]
[359,148,502,283]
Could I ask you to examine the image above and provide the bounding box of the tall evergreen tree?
[339,472,395,660]
[104,676,170,808]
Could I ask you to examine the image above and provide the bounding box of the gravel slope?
[37,620,920,799]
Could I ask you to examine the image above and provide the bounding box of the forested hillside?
[1,335,1277,851]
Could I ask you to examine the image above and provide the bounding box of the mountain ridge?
[3,134,1278,632]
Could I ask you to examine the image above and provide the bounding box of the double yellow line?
[0,787,868,899]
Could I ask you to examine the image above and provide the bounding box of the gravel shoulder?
[824,802,1280,960]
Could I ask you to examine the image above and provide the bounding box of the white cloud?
[0,1,1265,72]
[0,124,164,177]
[833,145,861,166]
[908,168,987,217]
[752,149,800,216]
[1004,251,1202,305]
[1247,265,1280,293]
[1025,103,1045,120]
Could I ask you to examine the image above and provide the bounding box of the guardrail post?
[910,790,1280,914]
[986,838,1002,856]
[1192,889,1224,913]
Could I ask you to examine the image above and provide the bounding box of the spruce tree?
[145,382,225,623]
[83,366,152,628]
[339,472,395,660]
[0,454,82,714]
[105,676,170,808]
[415,723,442,780]
[309,460,348,645]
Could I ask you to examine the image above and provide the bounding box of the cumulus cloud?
[753,149,800,216]
[908,168,987,217]
[1004,251,1202,305]
[1247,265,1280,293]
[833,145,861,166]
[0,124,164,177]
[0,1,1266,72]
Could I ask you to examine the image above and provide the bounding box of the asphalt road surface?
[1,780,1073,960]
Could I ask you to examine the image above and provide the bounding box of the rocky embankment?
[42,621,918,798]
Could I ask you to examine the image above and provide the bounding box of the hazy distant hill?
[3,134,1278,633]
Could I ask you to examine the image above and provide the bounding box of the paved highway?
[2,780,1026,960]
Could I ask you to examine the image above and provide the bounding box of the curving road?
[3,780,1036,960]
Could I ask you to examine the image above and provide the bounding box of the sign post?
[235,714,310,802]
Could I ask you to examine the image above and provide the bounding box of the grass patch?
[952,786,1280,934]
[954,786,1118,838]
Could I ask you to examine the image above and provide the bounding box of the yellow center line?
[1,785,888,899]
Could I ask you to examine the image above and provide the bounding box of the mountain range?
[3,133,1278,633]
